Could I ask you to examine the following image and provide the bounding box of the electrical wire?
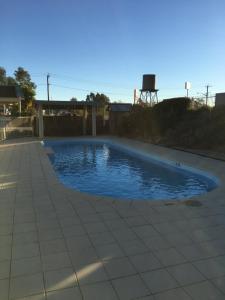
[49,83,132,97]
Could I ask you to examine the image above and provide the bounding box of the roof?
[109,103,132,112]
[0,86,24,98]
[35,100,97,110]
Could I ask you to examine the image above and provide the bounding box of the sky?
[0,0,225,103]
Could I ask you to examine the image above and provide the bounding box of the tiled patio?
[1,137,225,300]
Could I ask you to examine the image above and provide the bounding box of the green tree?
[14,67,36,110]
[86,92,110,106]
[0,67,7,85]
[7,76,17,85]
[70,97,78,101]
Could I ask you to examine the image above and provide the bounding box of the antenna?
[47,73,50,101]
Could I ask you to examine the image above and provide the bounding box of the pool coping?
[42,136,225,206]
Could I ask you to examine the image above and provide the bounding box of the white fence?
[0,116,34,140]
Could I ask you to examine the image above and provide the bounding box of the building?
[215,93,225,107]
[0,85,24,115]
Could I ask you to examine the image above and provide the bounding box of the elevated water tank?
[142,74,156,91]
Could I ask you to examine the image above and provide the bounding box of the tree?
[86,92,110,106]
[70,97,78,101]
[14,67,36,110]
[7,76,17,85]
[0,67,7,85]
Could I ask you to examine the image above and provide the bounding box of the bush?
[113,98,225,151]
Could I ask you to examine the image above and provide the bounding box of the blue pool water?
[45,140,217,200]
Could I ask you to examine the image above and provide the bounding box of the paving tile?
[124,216,150,227]
[153,222,180,235]
[13,231,38,245]
[190,229,216,243]
[77,260,108,285]
[112,228,137,242]
[184,280,225,300]
[59,216,81,227]
[119,239,149,256]
[16,293,46,300]
[193,256,225,279]
[46,287,82,300]
[40,239,67,256]
[167,263,205,285]
[12,242,40,260]
[37,219,60,231]
[13,222,36,233]
[84,222,108,234]
[0,245,11,261]
[133,225,158,239]
[176,244,212,261]
[141,269,179,294]
[62,225,86,238]
[135,296,155,300]
[0,260,10,279]
[66,235,92,252]
[38,228,63,241]
[99,211,120,221]
[104,219,128,231]
[154,288,192,300]
[79,213,102,224]
[144,236,171,251]
[0,234,12,246]
[14,213,35,224]
[129,252,162,273]
[11,256,42,277]
[70,246,99,269]
[112,274,150,300]
[0,278,9,300]
[42,252,72,271]
[202,239,225,256]
[211,275,225,294]
[95,242,125,260]
[103,257,136,279]
[44,268,77,291]
[0,224,13,235]
[10,273,44,299]
[89,231,116,246]
[164,232,193,246]
[81,281,118,300]
[154,247,187,267]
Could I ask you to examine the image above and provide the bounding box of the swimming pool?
[45,139,218,200]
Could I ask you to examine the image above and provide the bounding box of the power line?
[50,83,131,97]
[50,73,134,90]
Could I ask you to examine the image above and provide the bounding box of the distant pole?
[47,73,50,101]
[185,81,191,98]
[205,85,211,106]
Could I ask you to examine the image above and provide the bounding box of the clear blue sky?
[1,0,225,103]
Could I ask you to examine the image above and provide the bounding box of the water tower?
[140,74,158,105]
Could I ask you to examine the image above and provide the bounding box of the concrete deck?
[1,137,225,300]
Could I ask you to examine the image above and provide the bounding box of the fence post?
[82,105,87,135]
[92,104,96,137]
[38,105,44,138]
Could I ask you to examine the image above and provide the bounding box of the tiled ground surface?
[1,137,225,300]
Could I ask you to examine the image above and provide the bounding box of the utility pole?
[205,85,211,106]
[47,73,50,101]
